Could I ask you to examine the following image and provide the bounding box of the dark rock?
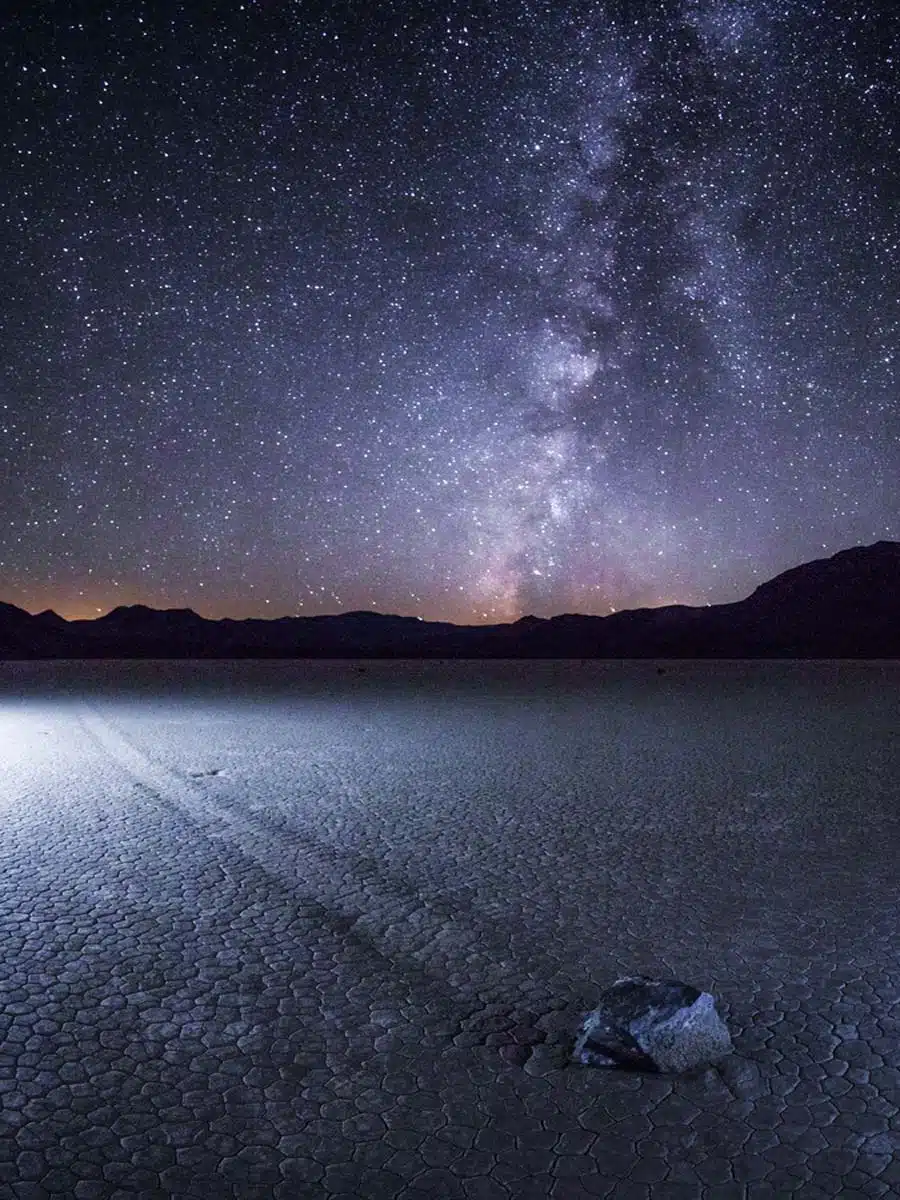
[573,976,732,1073]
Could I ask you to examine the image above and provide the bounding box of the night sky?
[2,2,897,623]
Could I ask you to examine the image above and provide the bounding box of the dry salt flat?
[0,659,898,1200]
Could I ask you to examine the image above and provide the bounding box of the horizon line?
[6,538,899,628]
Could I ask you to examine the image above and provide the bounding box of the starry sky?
[1,1,897,623]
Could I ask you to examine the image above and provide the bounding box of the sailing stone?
[574,975,732,1073]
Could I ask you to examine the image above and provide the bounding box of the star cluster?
[1,1,897,622]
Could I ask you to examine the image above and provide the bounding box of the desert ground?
[0,660,897,1199]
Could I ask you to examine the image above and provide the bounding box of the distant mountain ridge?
[2,541,899,659]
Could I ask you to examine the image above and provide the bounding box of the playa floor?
[1,660,898,1198]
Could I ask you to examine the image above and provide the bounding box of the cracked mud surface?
[0,659,898,1198]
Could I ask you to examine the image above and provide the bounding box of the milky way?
[1,1,897,621]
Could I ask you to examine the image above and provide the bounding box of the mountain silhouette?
[2,541,898,659]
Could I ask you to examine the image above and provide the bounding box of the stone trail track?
[0,661,898,1199]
